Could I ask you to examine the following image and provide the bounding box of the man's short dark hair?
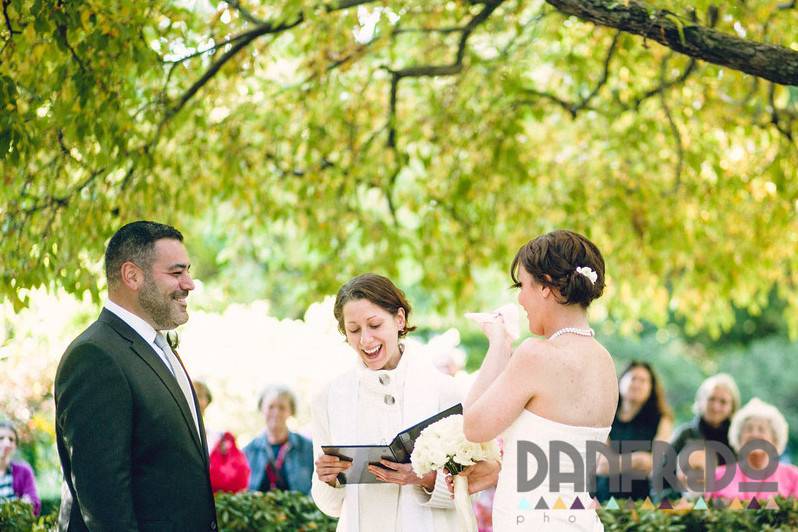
[105,221,183,286]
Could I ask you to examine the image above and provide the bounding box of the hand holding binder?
[322,403,462,485]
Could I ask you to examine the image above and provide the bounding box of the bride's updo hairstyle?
[333,273,416,338]
[511,230,605,308]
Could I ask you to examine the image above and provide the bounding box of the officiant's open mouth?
[361,344,383,360]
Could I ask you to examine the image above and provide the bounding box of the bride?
[463,230,618,531]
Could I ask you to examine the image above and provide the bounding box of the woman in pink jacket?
[707,398,798,501]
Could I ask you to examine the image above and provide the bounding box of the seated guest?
[655,373,740,499]
[595,361,673,501]
[708,398,798,501]
[193,381,251,493]
[0,420,40,516]
[244,385,314,494]
[194,380,222,451]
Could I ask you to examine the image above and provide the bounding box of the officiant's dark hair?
[333,274,416,338]
[105,221,183,287]
[511,229,605,308]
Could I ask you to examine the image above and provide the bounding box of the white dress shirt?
[104,299,174,375]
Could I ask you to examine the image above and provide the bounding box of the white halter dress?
[493,410,610,531]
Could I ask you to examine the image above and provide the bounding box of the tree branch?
[163,30,255,64]
[55,3,88,73]
[165,0,381,119]
[226,0,265,25]
[515,31,619,118]
[386,0,504,147]
[658,55,684,193]
[165,19,302,118]
[628,57,697,109]
[392,26,464,36]
[572,30,620,114]
[768,83,796,144]
[545,0,798,85]
[2,0,19,36]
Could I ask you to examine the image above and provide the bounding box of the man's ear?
[120,261,144,290]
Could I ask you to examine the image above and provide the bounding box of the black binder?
[321,403,462,484]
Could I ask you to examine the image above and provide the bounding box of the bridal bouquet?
[411,414,500,532]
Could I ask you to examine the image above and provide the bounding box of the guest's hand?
[368,459,436,490]
[315,454,351,487]
[445,460,501,495]
[677,449,708,491]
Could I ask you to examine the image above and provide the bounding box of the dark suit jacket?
[55,309,217,531]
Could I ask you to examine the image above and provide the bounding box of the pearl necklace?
[548,327,595,340]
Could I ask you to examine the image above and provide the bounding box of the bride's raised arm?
[463,334,542,443]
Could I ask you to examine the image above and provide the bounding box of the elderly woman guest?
[0,420,41,516]
[244,385,314,495]
[672,373,740,461]
[311,274,463,531]
[708,398,798,501]
[595,361,673,501]
[653,373,741,499]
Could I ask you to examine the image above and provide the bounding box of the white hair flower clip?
[575,266,598,285]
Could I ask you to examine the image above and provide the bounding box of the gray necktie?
[154,332,200,437]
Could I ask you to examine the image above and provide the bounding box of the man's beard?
[139,274,186,330]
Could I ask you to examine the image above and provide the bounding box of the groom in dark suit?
[55,221,217,531]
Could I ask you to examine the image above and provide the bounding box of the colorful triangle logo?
[570,496,585,510]
[590,497,601,510]
[675,498,693,511]
[693,497,708,510]
[640,497,656,511]
[765,497,780,510]
[658,498,673,510]
[535,497,549,510]
[605,497,620,510]
[518,498,530,511]
[553,496,567,510]
[728,498,744,511]
[747,497,761,510]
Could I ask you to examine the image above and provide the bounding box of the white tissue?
[464,303,521,341]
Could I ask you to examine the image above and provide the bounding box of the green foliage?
[214,490,337,531]
[597,497,798,531]
[0,500,56,532]
[2,0,798,335]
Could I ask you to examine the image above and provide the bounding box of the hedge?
[0,500,56,531]
[597,497,798,532]
[214,490,337,531]
[3,493,797,531]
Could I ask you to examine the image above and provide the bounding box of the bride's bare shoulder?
[512,337,554,363]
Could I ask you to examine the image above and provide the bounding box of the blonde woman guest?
[708,398,798,501]
[655,373,740,499]
[464,230,619,531]
[311,274,464,531]
[672,373,740,461]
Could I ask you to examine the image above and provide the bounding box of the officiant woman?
[310,273,462,531]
